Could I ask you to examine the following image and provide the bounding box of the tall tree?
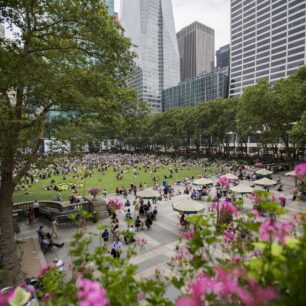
[0,0,136,285]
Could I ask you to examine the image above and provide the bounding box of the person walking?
[111,239,122,258]
[51,218,59,238]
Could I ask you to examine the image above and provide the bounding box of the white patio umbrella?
[224,173,239,180]
[172,199,206,215]
[254,177,277,187]
[285,170,296,177]
[231,184,254,194]
[255,169,273,176]
[192,178,213,186]
[137,189,160,199]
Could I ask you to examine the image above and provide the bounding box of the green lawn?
[13,164,220,203]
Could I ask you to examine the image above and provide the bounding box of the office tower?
[177,21,215,82]
[163,67,229,110]
[230,0,306,97]
[120,0,180,112]
[105,0,114,15]
[216,44,230,69]
[0,24,5,38]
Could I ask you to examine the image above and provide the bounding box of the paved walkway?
[16,171,305,300]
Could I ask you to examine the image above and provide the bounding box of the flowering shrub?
[107,198,124,211]
[2,191,306,306]
[77,277,109,306]
[217,176,232,187]
[294,162,306,180]
[135,237,148,248]
[88,188,101,196]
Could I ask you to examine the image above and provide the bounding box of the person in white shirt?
[53,258,64,273]
[111,239,122,258]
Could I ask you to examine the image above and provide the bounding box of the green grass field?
[13,164,220,203]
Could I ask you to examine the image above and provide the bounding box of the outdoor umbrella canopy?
[224,173,239,180]
[137,189,160,199]
[172,199,206,215]
[255,169,273,176]
[231,184,254,194]
[254,177,277,186]
[193,178,213,186]
[285,170,296,177]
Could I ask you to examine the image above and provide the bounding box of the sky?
[115,0,230,50]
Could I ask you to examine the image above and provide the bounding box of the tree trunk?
[0,161,20,287]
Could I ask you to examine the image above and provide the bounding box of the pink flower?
[77,277,109,306]
[88,188,101,196]
[176,267,278,306]
[135,237,148,247]
[249,193,260,204]
[181,230,195,240]
[223,229,236,243]
[220,201,239,216]
[251,210,265,222]
[107,199,124,211]
[255,162,264,168]
[294,163,306,179]
[37,263,55,277]
[0,292,9,306]
[259,219,293,245]
[217,176,232,187]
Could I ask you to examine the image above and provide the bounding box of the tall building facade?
[230,0,306,97]
[120,0,180,112]
[177,21,215,82]
[163,67,229,111]
[216,44,230,69]
[0,24,5,38]
[105,0,114,15]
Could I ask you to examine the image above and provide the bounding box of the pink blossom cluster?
[37,263,56,277]
[172,246,194,263]
[294,163,306,179]
[176,267,278,306]
[249,193,260,204]
[0,290,13,306]
[259,219,293,245]
[217,176,232,187]
[255,162,264,168]
[220,201,239,216]
[135,237,148,247]
[107,198,123,211]
[181,230,195,240]
[251,210,265,222]
[77,277,109,306]
[223,229,236,244]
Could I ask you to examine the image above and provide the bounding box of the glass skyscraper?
[120,0,180,112]
[163,67,229,111]
[230,0,306,97]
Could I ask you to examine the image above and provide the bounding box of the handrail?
[13,200,90,213]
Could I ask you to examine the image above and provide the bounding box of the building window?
[288,46,305,55]
[288,53,305,62]
[256,70,269,77]
[271,72,285,79]
[271,65,285,73]
[287,60,304,69]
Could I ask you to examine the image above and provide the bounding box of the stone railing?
[13,200,90,215]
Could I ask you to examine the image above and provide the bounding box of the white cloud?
[115,0,230,50]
